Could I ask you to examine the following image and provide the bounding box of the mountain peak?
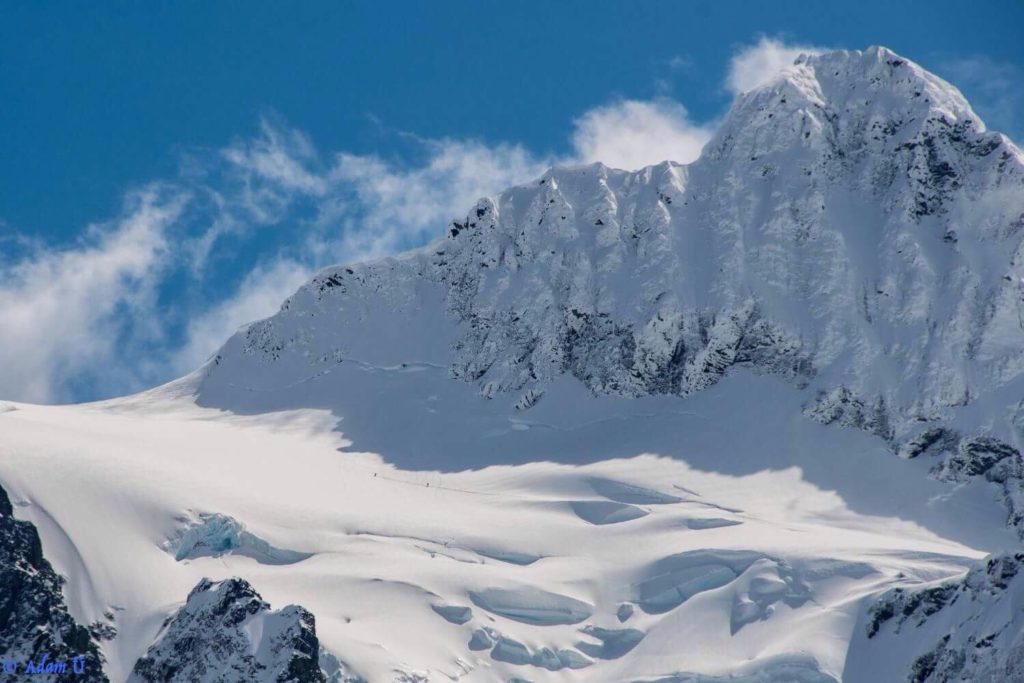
[705,46,990,165]
[761,45,973,119]
[197,43,1024,471]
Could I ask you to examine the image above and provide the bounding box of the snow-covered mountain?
[2,46,1024,682]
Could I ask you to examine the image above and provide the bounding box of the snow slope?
[0,374,1013,682]
[2,46,1024,682]
[849,552,1024,681]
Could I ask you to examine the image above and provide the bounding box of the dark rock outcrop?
[0,484,108,682]
[866,553,1024,682]
[129,577,326,683]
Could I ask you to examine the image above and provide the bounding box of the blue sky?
[1,1,1022,403]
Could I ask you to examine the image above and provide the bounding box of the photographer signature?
[2,653,87,675]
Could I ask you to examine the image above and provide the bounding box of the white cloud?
[221,119,327,197]
[0,188,184,403]
[940,56,1024,142]
[727,37,825,95]
[570,98,713,169]
[325,139,551,261]
[172,258,313,374]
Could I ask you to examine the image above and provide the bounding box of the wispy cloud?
[939,55,1024,143]
[171,257,313,374]
[0,126,541,402]
[221,119,329,199]
[0,188,185,403]
[571,98,712,170]
[324,138,550,261]
[726,37,826,95]
[168,135,552,374]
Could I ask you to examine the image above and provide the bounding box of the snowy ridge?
[205,47,1024,458]
[2,46,1024,682]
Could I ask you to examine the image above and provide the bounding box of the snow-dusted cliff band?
[2,46,1024,682]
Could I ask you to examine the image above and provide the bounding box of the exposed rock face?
[865,553,1024,682]
[129,577,325,683]
[893,432,1024,540]
[0,484,108,682]
[934,436,1022,482]
[804,386,894,440]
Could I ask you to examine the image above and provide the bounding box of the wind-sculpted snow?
[729,558,813,634]
[575,625,645,659]
[430,604,473,625]
[488,635,591,671]
[569,500,649,525]
[468,587,593,625]
[588,477,684,504]
[682,517,741,530]
[631,549,765,614]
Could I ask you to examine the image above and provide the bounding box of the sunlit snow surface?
[0,370,1013,682]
